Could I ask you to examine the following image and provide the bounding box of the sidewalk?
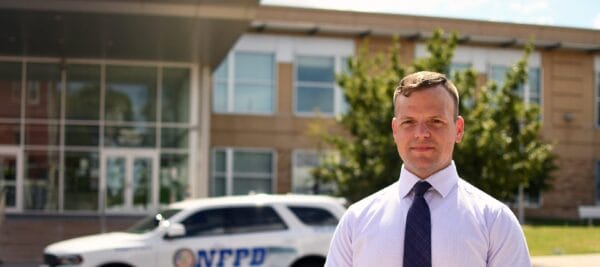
[532,253,600,267]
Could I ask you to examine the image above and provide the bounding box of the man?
[325,71,531,267]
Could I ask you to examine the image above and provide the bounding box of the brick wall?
[0,214,141,264]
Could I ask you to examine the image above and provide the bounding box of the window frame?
[287,205,339,227]
[0,56,196,215]
[212,51,276,115]
[487,65,543,106]
[180,205,287,238]
[291,149,338,195]
[211,147,277,196]
[293,55,349,117]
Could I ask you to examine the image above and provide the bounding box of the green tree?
[312,30,556,203]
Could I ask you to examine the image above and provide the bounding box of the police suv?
[42,194,346,267]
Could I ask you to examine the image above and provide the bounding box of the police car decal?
[173,246,298,267]
[174,248,196,267]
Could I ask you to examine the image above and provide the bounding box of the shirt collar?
[398,161,459,199]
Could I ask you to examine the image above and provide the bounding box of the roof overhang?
[253,6,600,53]
[0,0,260,67]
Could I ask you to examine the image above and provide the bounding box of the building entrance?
[0,147,22,212]
[101,149,158,213]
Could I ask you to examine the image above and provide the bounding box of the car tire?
[291,257,326,267]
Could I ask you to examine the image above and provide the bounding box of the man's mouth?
[410,146,434,152]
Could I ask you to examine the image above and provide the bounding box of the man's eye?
[430,119,445,125]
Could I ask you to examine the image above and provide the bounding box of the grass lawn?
[523,225,600,256]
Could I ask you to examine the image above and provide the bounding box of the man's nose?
[414,122,431,138]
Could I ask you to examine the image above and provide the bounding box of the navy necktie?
[404,181,432,267]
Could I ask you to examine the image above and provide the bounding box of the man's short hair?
[393,71,460,119]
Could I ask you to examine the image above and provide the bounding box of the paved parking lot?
[3,254,600,267]
[532,253,600,267]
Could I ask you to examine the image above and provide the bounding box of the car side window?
[226,206,288,234]
[288,206,338,227]
[181,208,226,237]
[180,206,287,237]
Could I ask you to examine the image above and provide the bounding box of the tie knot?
[413,181,431,197]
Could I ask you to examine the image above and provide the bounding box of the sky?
[261,0,600,30]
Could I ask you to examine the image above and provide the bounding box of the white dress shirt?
[325,162,531,267]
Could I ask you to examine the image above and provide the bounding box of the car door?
[219,206,299,267]
[156,205,297,267]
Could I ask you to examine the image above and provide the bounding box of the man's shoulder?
[346,181,399,217]
[457,179,504,204]
[456,178,514,217]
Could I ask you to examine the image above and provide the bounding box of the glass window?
[26,63,62,120]
[24,150,59,211]
[233,151,272,173]
[288,206,338,227]
[65,64,101,120]
[296,56,335,114]
[528,68,541,105]
[338,57,351,114]
[212,150,227,197]
[489,65,541,105]
[104,126,156,148]
[211,149,274,196]
[105,65,157,122]
[161,127,188,149]
[0,123,20,145]
[181,206,287,237]
[213,83,227,113]
[65,125,99,147]
[0,154,18,208]
[0,61,22,119]
[64,152,99,211]
[449,62,471,77]
[106,156,126,210]
[25,123,60,146]
[296,86,334,114]
[133,157,153,210]
[233,151,272,195]
[213,59,228,113]
[292,150,337,195]
[297,57,335,82]
[227,207,287,234]
[489,65,508,86]
[233,83,273,113]
[160,154,189,204]
[162,67,190,123]
[212,52,275,114]
[181,208,227,237]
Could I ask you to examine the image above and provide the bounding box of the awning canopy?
[0,0,259,67]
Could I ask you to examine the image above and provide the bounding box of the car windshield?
[127,209,182,234]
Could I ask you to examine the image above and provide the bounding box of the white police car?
[42,194,346,267]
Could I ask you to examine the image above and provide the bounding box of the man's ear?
[391,117,398,139]
[455,116,465,143]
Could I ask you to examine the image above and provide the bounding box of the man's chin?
[405,161,444,178]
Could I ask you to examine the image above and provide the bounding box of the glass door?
[0,147,22,212]
[101,149,158,213]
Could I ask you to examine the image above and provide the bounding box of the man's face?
[391,85,464,179]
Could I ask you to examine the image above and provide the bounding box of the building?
[0,0,599,264]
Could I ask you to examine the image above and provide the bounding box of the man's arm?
[325,211,353,267]
[487,205,532,267]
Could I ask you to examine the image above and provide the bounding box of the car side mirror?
[165,222,186,239]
